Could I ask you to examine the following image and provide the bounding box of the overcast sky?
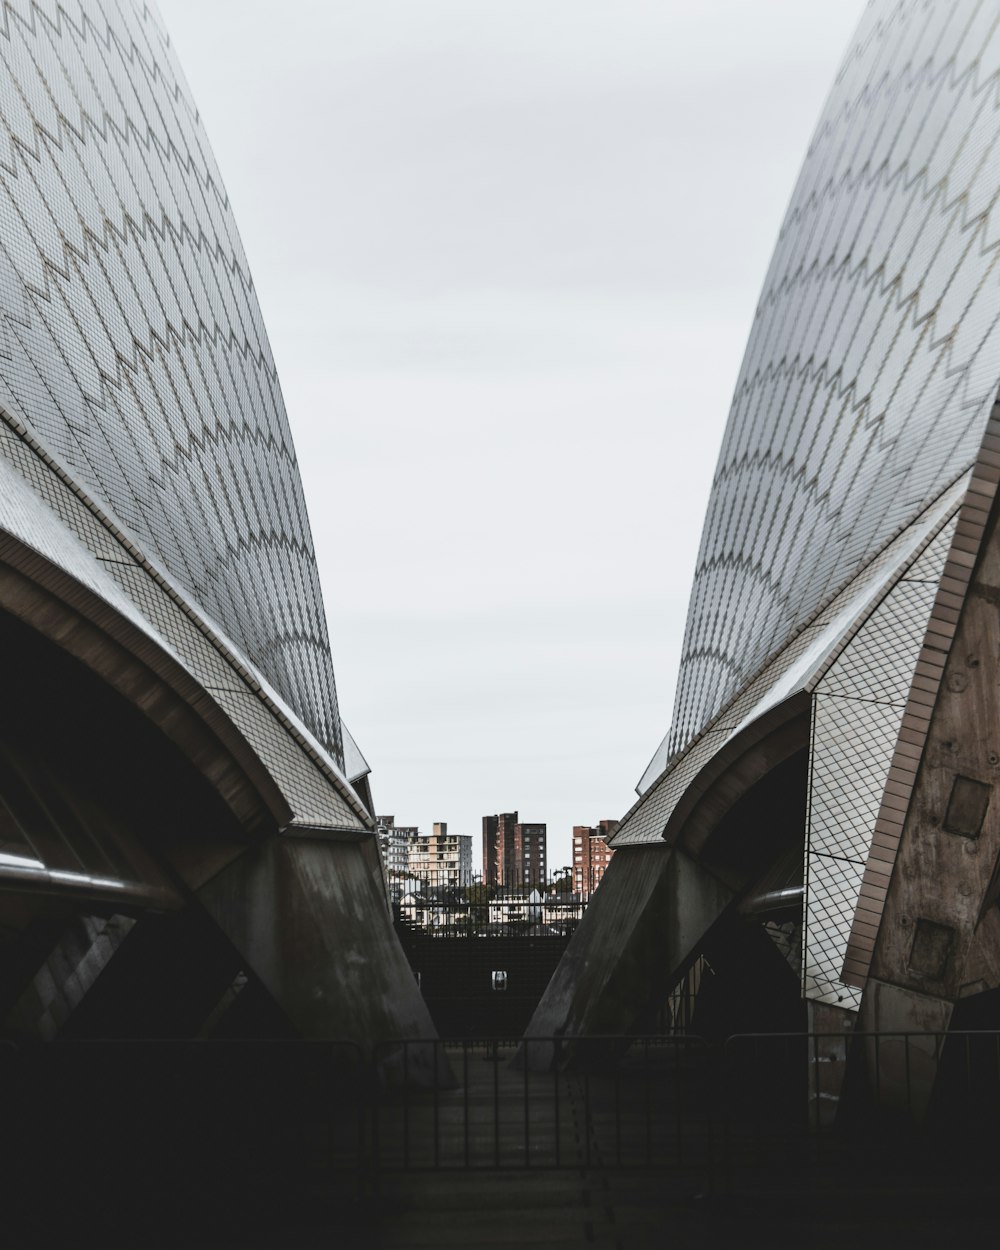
[159,0,865,873]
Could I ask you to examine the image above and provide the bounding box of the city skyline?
[159,0,865,867]
[381,811,618,881]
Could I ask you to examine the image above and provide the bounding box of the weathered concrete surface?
[806,1000,856,1128]
[2,914,135,1041]
[0,572,437,1057]
[198,834,442,1069]
[861,489,1000,1051]
[858,980,952,1119]
[520,844,734,1068]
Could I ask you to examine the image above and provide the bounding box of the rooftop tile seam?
[0,217,325,587]
[812,29,1000,140]
[762,189,1000,322]
[807,847,870,867]
[745,237,1000,378]
[0,402,369,829]
[780,54,1000,234]
[680,51,1000,730]
[680,474,965,751]
[0,112,238,247]
[670,468,972,757]
[0,131,258,318]
[623,480,966,848]
[740,258,1000,388]
[8,248,281,382]
[0,8,239,203]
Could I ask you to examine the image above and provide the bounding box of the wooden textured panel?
[942,775,992,838]
[843,403,1000,988]
[909,920,955,978]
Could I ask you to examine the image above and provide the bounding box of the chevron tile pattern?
[666,2,1000,763]
[623,2,1000,1004]
[0,0,342,764]
[0,428,370,833]
[614,484,961,847]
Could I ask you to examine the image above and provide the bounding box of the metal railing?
[368,1035,715,1176]
[6,1028,1000,1218]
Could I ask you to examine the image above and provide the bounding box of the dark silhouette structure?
[0,0,432,1051]
[526,1,1000,1114]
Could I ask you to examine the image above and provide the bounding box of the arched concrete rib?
[519,694,810,1067]
[0,405,372,836]
[613,478,966,851]
[0,468,290,848]
[0,452,440,1054]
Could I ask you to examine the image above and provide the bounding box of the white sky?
[159,0,865,873]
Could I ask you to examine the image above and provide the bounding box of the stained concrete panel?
[521,844,734,1068]
[198,834,439,1052]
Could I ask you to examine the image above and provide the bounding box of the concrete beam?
[806,1000,856,1129]
[520,843,735,1069]
[0,553,288,843]
[197,833,445,1083]
[3,915,136,1041]
[857,980,952,1120]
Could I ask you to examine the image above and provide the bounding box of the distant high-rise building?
[408,823,473,891]
[483,812,547,889]
[376,815,418,892]
[379,817,472,893]
[482,812,514,888]
[572,821,618,895]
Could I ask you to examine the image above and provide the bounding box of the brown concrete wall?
[865,489,1000,1013]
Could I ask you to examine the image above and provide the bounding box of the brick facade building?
[483,811,547,889]
[572,820,618,895]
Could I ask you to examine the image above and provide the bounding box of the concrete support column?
[3,915,136,1041]
[857,980,952,1121]
[519,843,735,1070]
[197,832,445,1084]
[806,1000,856,1129]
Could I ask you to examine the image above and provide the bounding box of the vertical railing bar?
[463,1043,470,1168]
[553,1042,561,1168]
[904,1033,912,1121]
[351,1044,362,1196]
[644,1038,651,1167]
[614,1054,622,1167]
[813,1033,819,1153]
[584,1066,592,1169]
[402,1042,411,1168]
[718,1038,729,1197]
[371,1044,381,1191]
[493,1036,500,1168]
[963,1031,972,1123]
[874,1032,881,1110]
[433,1040,440,1169]
[524,1035,530,1168]
[674,1035,683,1167]
[995,1034,1000,1126]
